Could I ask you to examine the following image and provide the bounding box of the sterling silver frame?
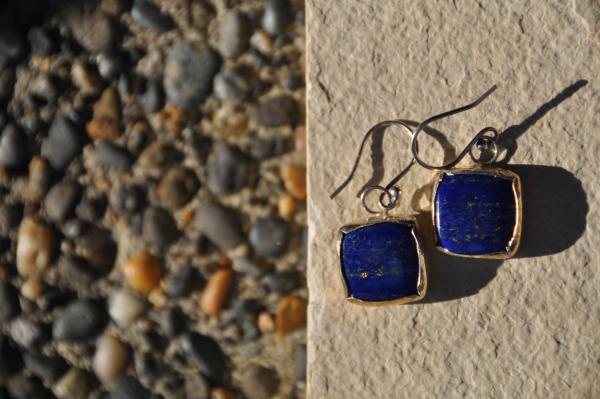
[431,167,523,259]
[337,216,428,306]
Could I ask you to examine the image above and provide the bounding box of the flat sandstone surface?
[306,1,600,398]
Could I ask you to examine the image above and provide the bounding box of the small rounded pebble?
[16,217,54,278]
[140,79,165,114]
[255,95,299,127]
[92,141,133,170]
[86,87,122,141]
[132,0,175,32]
[142,206,180,248]
[182,332,227,383]
[157,166,200,210]
[52,299,107,342]
[160,306,187,337]
[20,278,45,301]
[246,137,291,160]
[262,270,302,294]
[294,344,306,380]
[110,183,146,215]
[194,201,244,251]
[148,287,168,308]
[97,52,124,80]
[7,374,54,399]
[249,216,290,258]
[278,193,297,218]
[211,387,239,399]
[66,8,117,53]
[207,144,254,196]
[122,251,163,293]
[214,69,249,102]
[219,11,250,59]
[109,290,147,328]
[240,364,280,399]
[71,61,102,95]
[185,373,210,399]
[164,43,221,110]
[23,353,68,383]
[164,265,204,299]
[281,163,306,200]
[9,319,46,348]
[257,312,275,334]
[44,180,82,223]
[262,0,293,35]
[0,281,21,322]
[201,269,234,316]
[111,375,152,399]
[0,123,29,169]
[41,115,84,171]
[52,368,93,399]
[275,294,307,336]
[93,334,130,385]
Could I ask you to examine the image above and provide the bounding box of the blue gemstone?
[434,172,517,256]
[340,221,420,302]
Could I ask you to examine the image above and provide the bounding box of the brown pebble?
[16,217,54,278]
[23,156,52,203]
[295,128,306,154]
[148,287,168,308]
[275,294,307,336]
[281,164,306,200]
[52,368,93,399]
[257,311,275,334]
[92,334,130,385]
[71,61,101,95]
[278,193,297,218]
[211,387,239,399]
[156,166,200,210]
[153,105,188,135]
[122,251,163,293]
[201,268,234,316]
[86,87,122,140]
[21,278,45,300]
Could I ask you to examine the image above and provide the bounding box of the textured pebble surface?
[0,0,306,398]
[307,0,600,398]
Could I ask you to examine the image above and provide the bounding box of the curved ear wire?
[330,119,415,200]
[410,85,500,171]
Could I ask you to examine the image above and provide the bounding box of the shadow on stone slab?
[507,164,588,258]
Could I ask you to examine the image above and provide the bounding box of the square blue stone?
[434,171,518,256]
[340,221,421,302]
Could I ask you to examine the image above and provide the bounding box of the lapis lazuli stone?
[340,221,420,302]
[434,172,517,256]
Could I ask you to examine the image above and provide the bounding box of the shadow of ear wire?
[356,119,457,198]
[498,79,588,164]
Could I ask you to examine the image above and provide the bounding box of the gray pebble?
[255,95,299,127]
[249,216,290,258]
[262,0,293,35]
[132,0,175,32]
[0,281,20,322]
[219,10,250,59]
[0,123,28,169]
[230,299,261,341]
[193,201,244,251]
[164,265,204,299]
[7,374,53,399]
[66,7,117,53]
[92,141,133,170]
[164,43,221,110]
[160,306,187,338]
[28,26,56,55]
[9,318,46,348]
[246,137,290,160]
[74,226,117,274]
[0,202,21,236]
[240,364,281,399]
[111,375,152,399]
[233,258,269,278]
[262,270,302,294]
[142,206,179,248]
[23,353,68,383]
[97,52,124,80]
[213,69,249,102]
[181,332,226,383]
[59,255,99,284]
[207,143,254,196]
[110,184,146,215]
[41,115,84,171]
[44,180,82,223]
[140,79,165,114]
[52,299,107,342]
[294,344,306,380]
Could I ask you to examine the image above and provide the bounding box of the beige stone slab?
[306,1,600,398]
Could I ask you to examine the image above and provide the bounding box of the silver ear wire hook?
[409,85,500,171]
[330,119,416,214]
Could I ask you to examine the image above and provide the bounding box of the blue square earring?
[330,120,427,304]
[411,85,522,259]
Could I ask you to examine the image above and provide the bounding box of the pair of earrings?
[331,86,522,305]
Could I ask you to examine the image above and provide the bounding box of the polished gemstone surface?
[340,221,420,302]
[435,172,517,256]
